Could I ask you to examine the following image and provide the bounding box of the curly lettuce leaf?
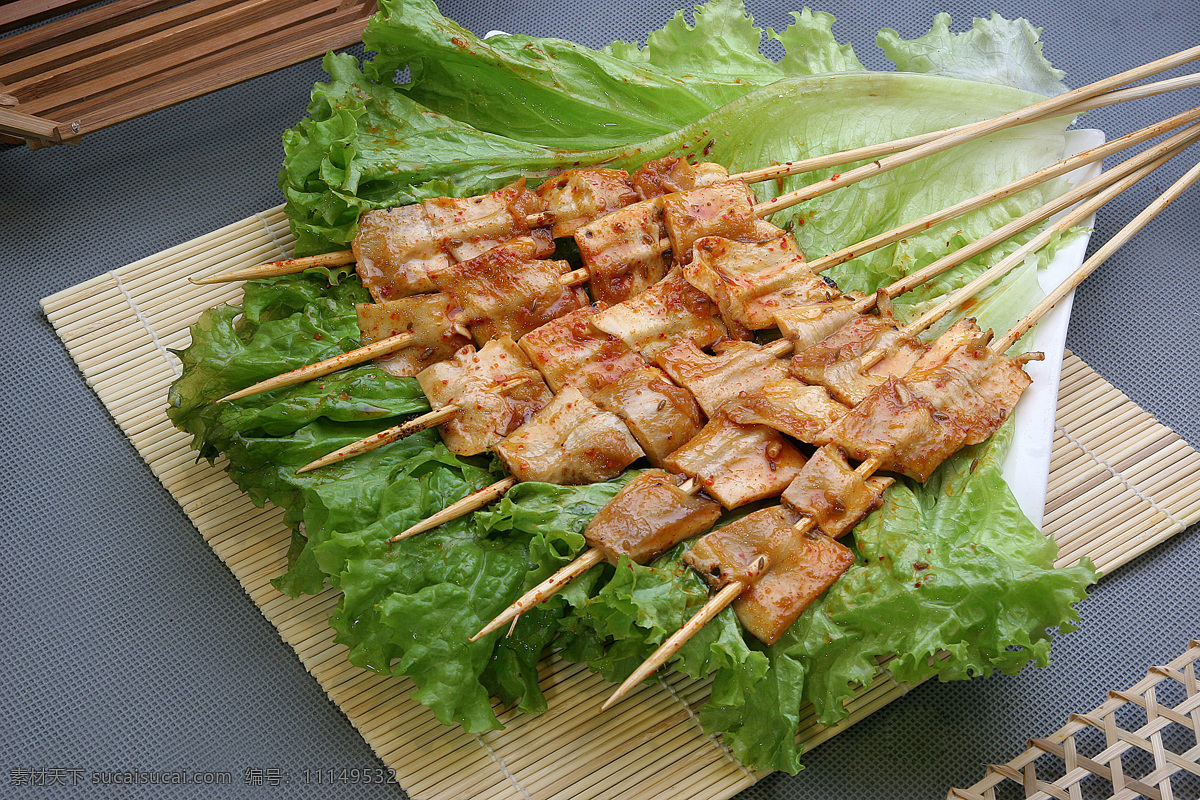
[363,0,864,150]
[878,12,1068,95]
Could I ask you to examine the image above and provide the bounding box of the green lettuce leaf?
[878,12,1068,95]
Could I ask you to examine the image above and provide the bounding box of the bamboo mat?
[41,205,1200,800]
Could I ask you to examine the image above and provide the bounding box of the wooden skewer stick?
[729,73,1200,185]
[219,269,591,404]
[388,476,519,543]
[896,131,1198,341]
[296,372,539,474]
[190,249,357,285]
[806,104,1200,277]
[471,474,706,641]
[753,44,1200,217]
[601,159,1200,708]
[195,69,1200,286]
[995,154,1200,353]
[217,331,414,403]
[600,555,770,712]
[471,549,606,641]
[869,122,1200,310]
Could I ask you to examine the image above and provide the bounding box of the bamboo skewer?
[753,44,1200,217]
[996,155,1200,351]
[217,330,414,403]
[897,134,1197,341]
[218,109,1199,408]
[599,156,1200,711]
[190,249,357,284]
[387,477,519,543]
[296,373,539,473]
[805,104,1200,276]
[192,66,1200,286]
[732,73,1200,185]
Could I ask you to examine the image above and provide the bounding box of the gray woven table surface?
[2,1,1197,798]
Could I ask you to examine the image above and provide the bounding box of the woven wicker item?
[951,640,1200,800]
[40,206,1200,800]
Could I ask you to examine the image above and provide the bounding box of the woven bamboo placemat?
[40,206,1200,800]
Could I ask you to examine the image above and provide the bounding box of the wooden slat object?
[950,641,1200,800]
[0,0,376,148]
[40,206,1200,800]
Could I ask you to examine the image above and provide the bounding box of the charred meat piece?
[584,469,722,564]
[790,304,926,406]
[493,387,644,484]
[774,295,864,351]
[355,293,470,377]
[663,413,806,509]
[416,336,553,456]
[431,249,586,346]
[593,366,705,467]
[590,267,727,360]
[662,181,760,264]
[422,178,547,262]
[631,157,729,199]
[683,505,855,645]
[536,168,640,238]
[353,204,451,302]
[816,377,968,482]
[685,235,838,330]
[720,379,850,445]
[519,305,648,397]
[656,339,790,417]
[781,445,892,538]
[904,318,1034,445]
[574,197,671,306]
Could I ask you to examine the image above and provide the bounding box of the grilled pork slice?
[662,413,806,509]
[775,295,864,350]
[584,469,722,564]
[817,377,968,482]
[790,307,926,406]
[685,235,838,330]
[431,249,586,346]
[683,505,855,645]
[537,168,640,238]
[356,294,469,377]
[662,181,760,264]
[631,157,729,199]
[353,204,451,302]
[493,387,644,484]
[416,337,553,456]
[593,366,705,467]
[904,319,1034,445]
[781,445,892,538]
[574,197,671,306]
[590,268,727,359]
[720,379,850,444]
[519,305,648,397]
[656,339,790,417]
[422,178,546,262]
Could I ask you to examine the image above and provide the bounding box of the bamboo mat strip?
[41,205,1200,800]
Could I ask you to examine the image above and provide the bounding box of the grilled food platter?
[18,1,1200,800]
